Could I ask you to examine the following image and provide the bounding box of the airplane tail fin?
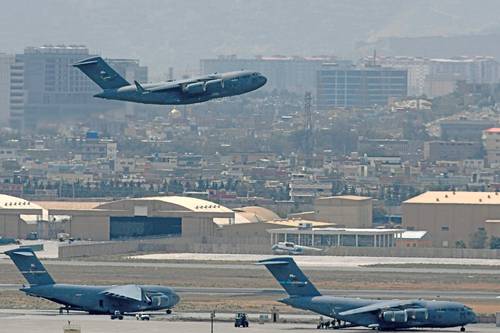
[4,247,55,286]
[73,56,130,90]
[257,257,321,297]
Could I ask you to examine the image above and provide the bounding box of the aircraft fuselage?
[282,296,477,330]
[95,70,267,105]
[22,284,179,314]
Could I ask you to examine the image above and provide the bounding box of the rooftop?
[34,201,105,210]
[268,227,403,235]
[0,194,42,211]
[398,230,428,239]
[317,195,372,201]
[130,196,233,213]
[484,127,500,133]
[404,191,500,205]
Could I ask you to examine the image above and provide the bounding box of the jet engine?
[405,308,428,321]
[205,79,224,92]
[183,82,206,95]
[382,310,408,323]
[146,293,170,307]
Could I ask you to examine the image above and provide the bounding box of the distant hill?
[1,0,500,77]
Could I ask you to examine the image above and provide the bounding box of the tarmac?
[129,253,500,268]
[0,310,497,333]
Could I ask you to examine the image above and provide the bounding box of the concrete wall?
[58,237,500,259]
[323,246,500,258]
[403,202,500,247]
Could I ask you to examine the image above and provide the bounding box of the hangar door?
[110,216,182,239]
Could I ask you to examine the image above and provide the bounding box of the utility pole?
[210,310,215,333]
[303,91,314,167]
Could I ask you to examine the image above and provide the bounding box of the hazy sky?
[2,0,500,78]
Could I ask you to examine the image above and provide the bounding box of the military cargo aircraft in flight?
[258,257,477,331]
[5,247,180,320]
[73,57,267,105]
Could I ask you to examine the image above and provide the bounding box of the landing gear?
[59,307,70,314]
[460,327,466,332]
[317,319,355,330]
[166,309,172,314]
[110,311,123,320]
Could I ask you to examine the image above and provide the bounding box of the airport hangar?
[402,191,500,247]
[0,194,339,244]
[0,193,407,251]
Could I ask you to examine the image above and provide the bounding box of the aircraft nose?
[470,311,478,324]
[259,75,267,86]
[172,292,180,305]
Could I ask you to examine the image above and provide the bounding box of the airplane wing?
[339,299,420,316]
[100,285,143,302]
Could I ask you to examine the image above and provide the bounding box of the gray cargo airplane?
[258,257,477,331]
[5,247,179,320]
[73,57,266,105]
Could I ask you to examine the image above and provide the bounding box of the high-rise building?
[13,45,148,129]
[316,64,407,110]
[9,57,25,129]
[0,54,14,125]
[201,55,339,93]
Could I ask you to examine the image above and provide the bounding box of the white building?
[375,56,430,96]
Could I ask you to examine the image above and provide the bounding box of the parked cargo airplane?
[258,257,477,331]
[5,247,179,319]
[73,57,266,105]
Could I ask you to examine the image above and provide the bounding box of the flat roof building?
[268,226,402,248]
[201,55,338,93]
[317,64,407,109]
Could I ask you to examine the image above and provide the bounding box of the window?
[441,225,449,231]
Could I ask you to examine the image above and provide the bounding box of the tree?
[490,236,500,249]
[468,229,488,249]
[455,240,466,249]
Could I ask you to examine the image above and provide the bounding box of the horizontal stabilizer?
[134,80,148,93]
[255,260,290,266]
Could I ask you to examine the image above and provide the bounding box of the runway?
[0,284,497,301]
[0,258,498,275]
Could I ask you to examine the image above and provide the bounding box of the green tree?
[490,236,500,249]
[468,229,488,249]
[455,240,466,249]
